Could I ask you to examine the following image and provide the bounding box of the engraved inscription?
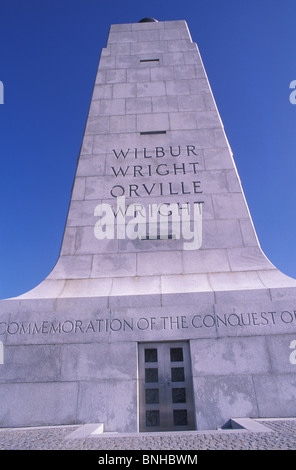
[1,309,296,338]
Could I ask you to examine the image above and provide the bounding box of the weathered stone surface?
[1,19,296,432]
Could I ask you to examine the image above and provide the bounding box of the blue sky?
[0,0,296,299]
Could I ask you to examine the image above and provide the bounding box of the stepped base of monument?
[1,281,296,432]
[1,418,296,452]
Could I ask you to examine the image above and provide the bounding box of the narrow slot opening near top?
[140,59,160,63]
[140,130,167,135]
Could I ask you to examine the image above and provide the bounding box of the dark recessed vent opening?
[140,130,167,135]
[140,59,160,63]
[141,234,176,240]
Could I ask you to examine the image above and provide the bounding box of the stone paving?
[0,418,296,450]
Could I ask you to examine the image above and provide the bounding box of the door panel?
[138,341,195,432]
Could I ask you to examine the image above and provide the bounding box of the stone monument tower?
[1,18,296,432]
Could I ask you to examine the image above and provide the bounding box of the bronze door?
[138,341,195,432]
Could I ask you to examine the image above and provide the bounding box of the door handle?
[159,377,171,387]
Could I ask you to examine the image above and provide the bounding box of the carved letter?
[112,148,130,159]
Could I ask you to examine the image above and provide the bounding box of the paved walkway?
[0,418,296,450]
